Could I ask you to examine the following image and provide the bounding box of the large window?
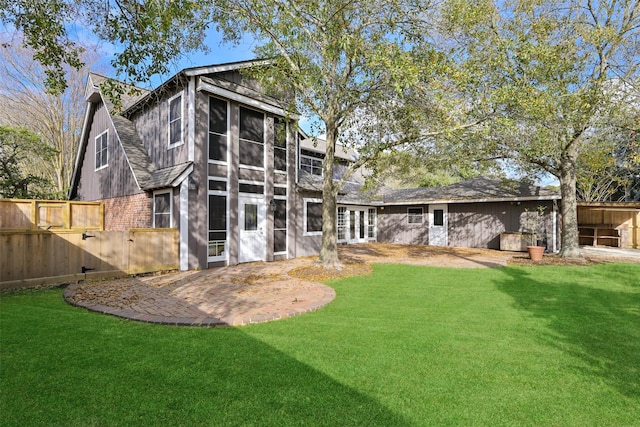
[300,149,323,176]
[209,97,227,162]
[153,191,172,228]
[168,93,183,148]
[304,199,323,235]
[408,207,424,224]
[274,118,287,172]
[239,107,264,167]
[95,130,108,170]
[273,199,287,253]
[208,179,227,259]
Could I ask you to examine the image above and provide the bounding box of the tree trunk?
[317,122,341,268]
[558,146,582,258]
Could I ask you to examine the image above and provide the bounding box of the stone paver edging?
[63,260,336,327]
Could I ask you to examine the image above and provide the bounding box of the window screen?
[306,202,323,233]
[209,97,227,161]
[274,118,287,171]
[274,199,287,253]
[154,193,171,228]
[208,195,227,257]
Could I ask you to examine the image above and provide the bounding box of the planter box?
[500,232,534,252]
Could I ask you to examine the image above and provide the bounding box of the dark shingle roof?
[143,162,193,190]
[297,170,380,204]
[382,176,560,204]
[109,115,155,188]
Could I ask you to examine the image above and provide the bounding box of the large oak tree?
[441,0,640,257]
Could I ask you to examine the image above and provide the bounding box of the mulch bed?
[288,263,372,283]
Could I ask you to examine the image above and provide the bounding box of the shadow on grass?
[0,289,410,427]
[495,264,640,398]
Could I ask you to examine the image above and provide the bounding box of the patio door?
[346,207,371,244]
[239,196,266,263]
[428,204,448,246]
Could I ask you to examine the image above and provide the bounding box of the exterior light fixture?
[188,176,198,191]
[269,199,277,212]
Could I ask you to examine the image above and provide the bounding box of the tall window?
[337,207,347,241]
[153,191,171,228]
[209,97,227,162]
[304,199,323,235]
[300,149,323,176]
[95,130,108,170]
[239,107,264,167]
[208,181,227,258]
[273,199,287,253]
[168,93,183,148]
[368,208,376,238]
[408,207,423,224]
[274,118,287,172]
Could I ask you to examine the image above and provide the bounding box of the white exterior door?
[239,196,266,263]
[344,207,375,244]
[428,204,448,246]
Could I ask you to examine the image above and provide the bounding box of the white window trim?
[238,179,265,195]
[168,92,184,149]
[208,96,229,165]
[337,206,348,243]
[368,207,377,240]
[94,130,108,171]
[207,178,229,263]
[300,154,323,176]
[153,190,173,228]
[303,198,323,236]
[407,207,424,225]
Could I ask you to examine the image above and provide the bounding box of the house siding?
[377,205,430,245]
[76,102,140,201]
[295,190,324,257]
[130,86,189,169]
[448,201,554,249]
[377,200,556,250]
[190,86,209,270]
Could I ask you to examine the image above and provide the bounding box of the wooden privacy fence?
[0,199,103,231]
[0,228,179,290]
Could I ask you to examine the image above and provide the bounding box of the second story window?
[95,130,108,170]
[274,118,287,172]
[209,97,227,162]
[168,93,183,148]
[239,107,264,168]
[300,149,323,176]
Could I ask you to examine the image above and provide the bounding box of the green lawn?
[1,263,639,426]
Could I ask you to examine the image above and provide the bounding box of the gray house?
[70,61,561,271]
